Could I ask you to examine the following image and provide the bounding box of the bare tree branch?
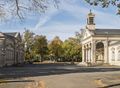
[15,0,22,19]
[0,0,59,20]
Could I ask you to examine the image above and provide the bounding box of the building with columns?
[81,11,120,66]
[0,32,24,67]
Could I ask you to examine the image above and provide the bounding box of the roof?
[4,32,17,37]
[92,29,120,35]
[2,32,19,39]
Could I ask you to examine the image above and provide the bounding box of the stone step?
[77,62,109,67]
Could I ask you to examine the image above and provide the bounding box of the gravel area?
[0,63,120,88]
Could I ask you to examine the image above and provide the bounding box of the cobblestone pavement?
[0,63,120,88]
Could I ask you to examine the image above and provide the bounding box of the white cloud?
[32,0,120,40]
[95,11,120,28]
[59,0,89,18]
[60,1,120,29]
[33,4,59,31]
[34,22,82,40]
[32,0,88,40]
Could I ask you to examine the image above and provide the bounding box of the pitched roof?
[2,32,18,39]
[4,32,17,37]
[92,29,120,35]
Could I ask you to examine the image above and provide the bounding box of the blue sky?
[0,0,120,41]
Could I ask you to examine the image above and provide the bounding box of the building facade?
[81,11,120,66]
[0,32,24,67]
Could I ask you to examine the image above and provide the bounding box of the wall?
[0,39,4,67]
[109,41,120,66]
[5,38,15,66]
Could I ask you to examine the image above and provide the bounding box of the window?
[112,51,115,61]
[89,17,94,24]
[118,50,120,61]
[111,48,115,61]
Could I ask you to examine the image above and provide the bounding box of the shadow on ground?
[0,80,34,84]
[0,63,120,79]
[99,83,120,88]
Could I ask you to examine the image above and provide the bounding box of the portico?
[81,11,120,66]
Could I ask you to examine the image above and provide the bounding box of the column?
[86,48,88,62]
[89,47,91,62]
[88,48,90,62]
[82,45,85,62]
[84,49,86,62]
[104,41,108,63]
[91,41,96,63]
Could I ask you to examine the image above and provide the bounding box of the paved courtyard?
[0,63,120,88]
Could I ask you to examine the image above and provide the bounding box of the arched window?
[96,42,104,62]
[118,50,120,61]
[112,51,115,61]
[111,48,115,61]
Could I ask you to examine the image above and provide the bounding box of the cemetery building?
[81,10,120,66]
[0,32,24,67]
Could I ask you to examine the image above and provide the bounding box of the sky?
[0,0,120,41]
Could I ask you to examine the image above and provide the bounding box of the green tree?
[62,37,82,63]
[48,36,63,61]
[85,0,120,14]
[33,35,48,62]
[23,29,34,61]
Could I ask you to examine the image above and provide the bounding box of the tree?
[33,35,48,62]
[0,0,120,20]
[75,32,82,44]
[0,0,59,19]
[85,0,120,14]
[62,37,82,63]
[48,36,63,61]
[23,29,34,61]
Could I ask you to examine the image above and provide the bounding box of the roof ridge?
[96,28,120,30]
